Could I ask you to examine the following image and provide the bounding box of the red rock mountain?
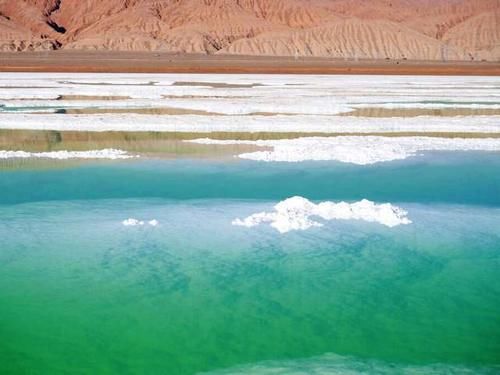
[0,0,498,61]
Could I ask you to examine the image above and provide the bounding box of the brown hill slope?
[443,9,500,61]
[0,0,498,61]
[220,19,466,60]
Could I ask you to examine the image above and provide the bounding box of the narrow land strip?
[1,52,499,75]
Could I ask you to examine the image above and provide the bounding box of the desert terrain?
[0,0,498,62]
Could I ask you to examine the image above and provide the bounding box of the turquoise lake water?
[1,152,500,374]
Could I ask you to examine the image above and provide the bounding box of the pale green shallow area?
[1,155,500,374]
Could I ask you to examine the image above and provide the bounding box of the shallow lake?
[1,153,499,374]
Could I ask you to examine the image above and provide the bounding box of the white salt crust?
[188,136,500,164]
[1,113,499,133]
[1,73,499,134]
[232,196,412,233]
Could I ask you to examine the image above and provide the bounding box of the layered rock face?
[0,0,498,61]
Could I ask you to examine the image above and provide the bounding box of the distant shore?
[0,51,499,75]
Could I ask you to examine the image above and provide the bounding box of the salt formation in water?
[122,218,159,227]
[122,218,145,226]
[232,196,411,233]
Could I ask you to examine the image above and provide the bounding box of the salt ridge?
[1,114,499,133]
[232,197,411,233]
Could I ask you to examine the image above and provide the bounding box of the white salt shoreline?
[188,136,500,164]
[0,149,136,160]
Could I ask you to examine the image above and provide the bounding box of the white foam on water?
[0,149,136,160]
[232,197,411,233]
[189,136,500,164]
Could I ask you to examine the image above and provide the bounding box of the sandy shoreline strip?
[1,52,499,76]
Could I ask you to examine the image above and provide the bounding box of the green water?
[1,154,500,374]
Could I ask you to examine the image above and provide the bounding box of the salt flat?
[1,73,500,162]
[1,74,499,123]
